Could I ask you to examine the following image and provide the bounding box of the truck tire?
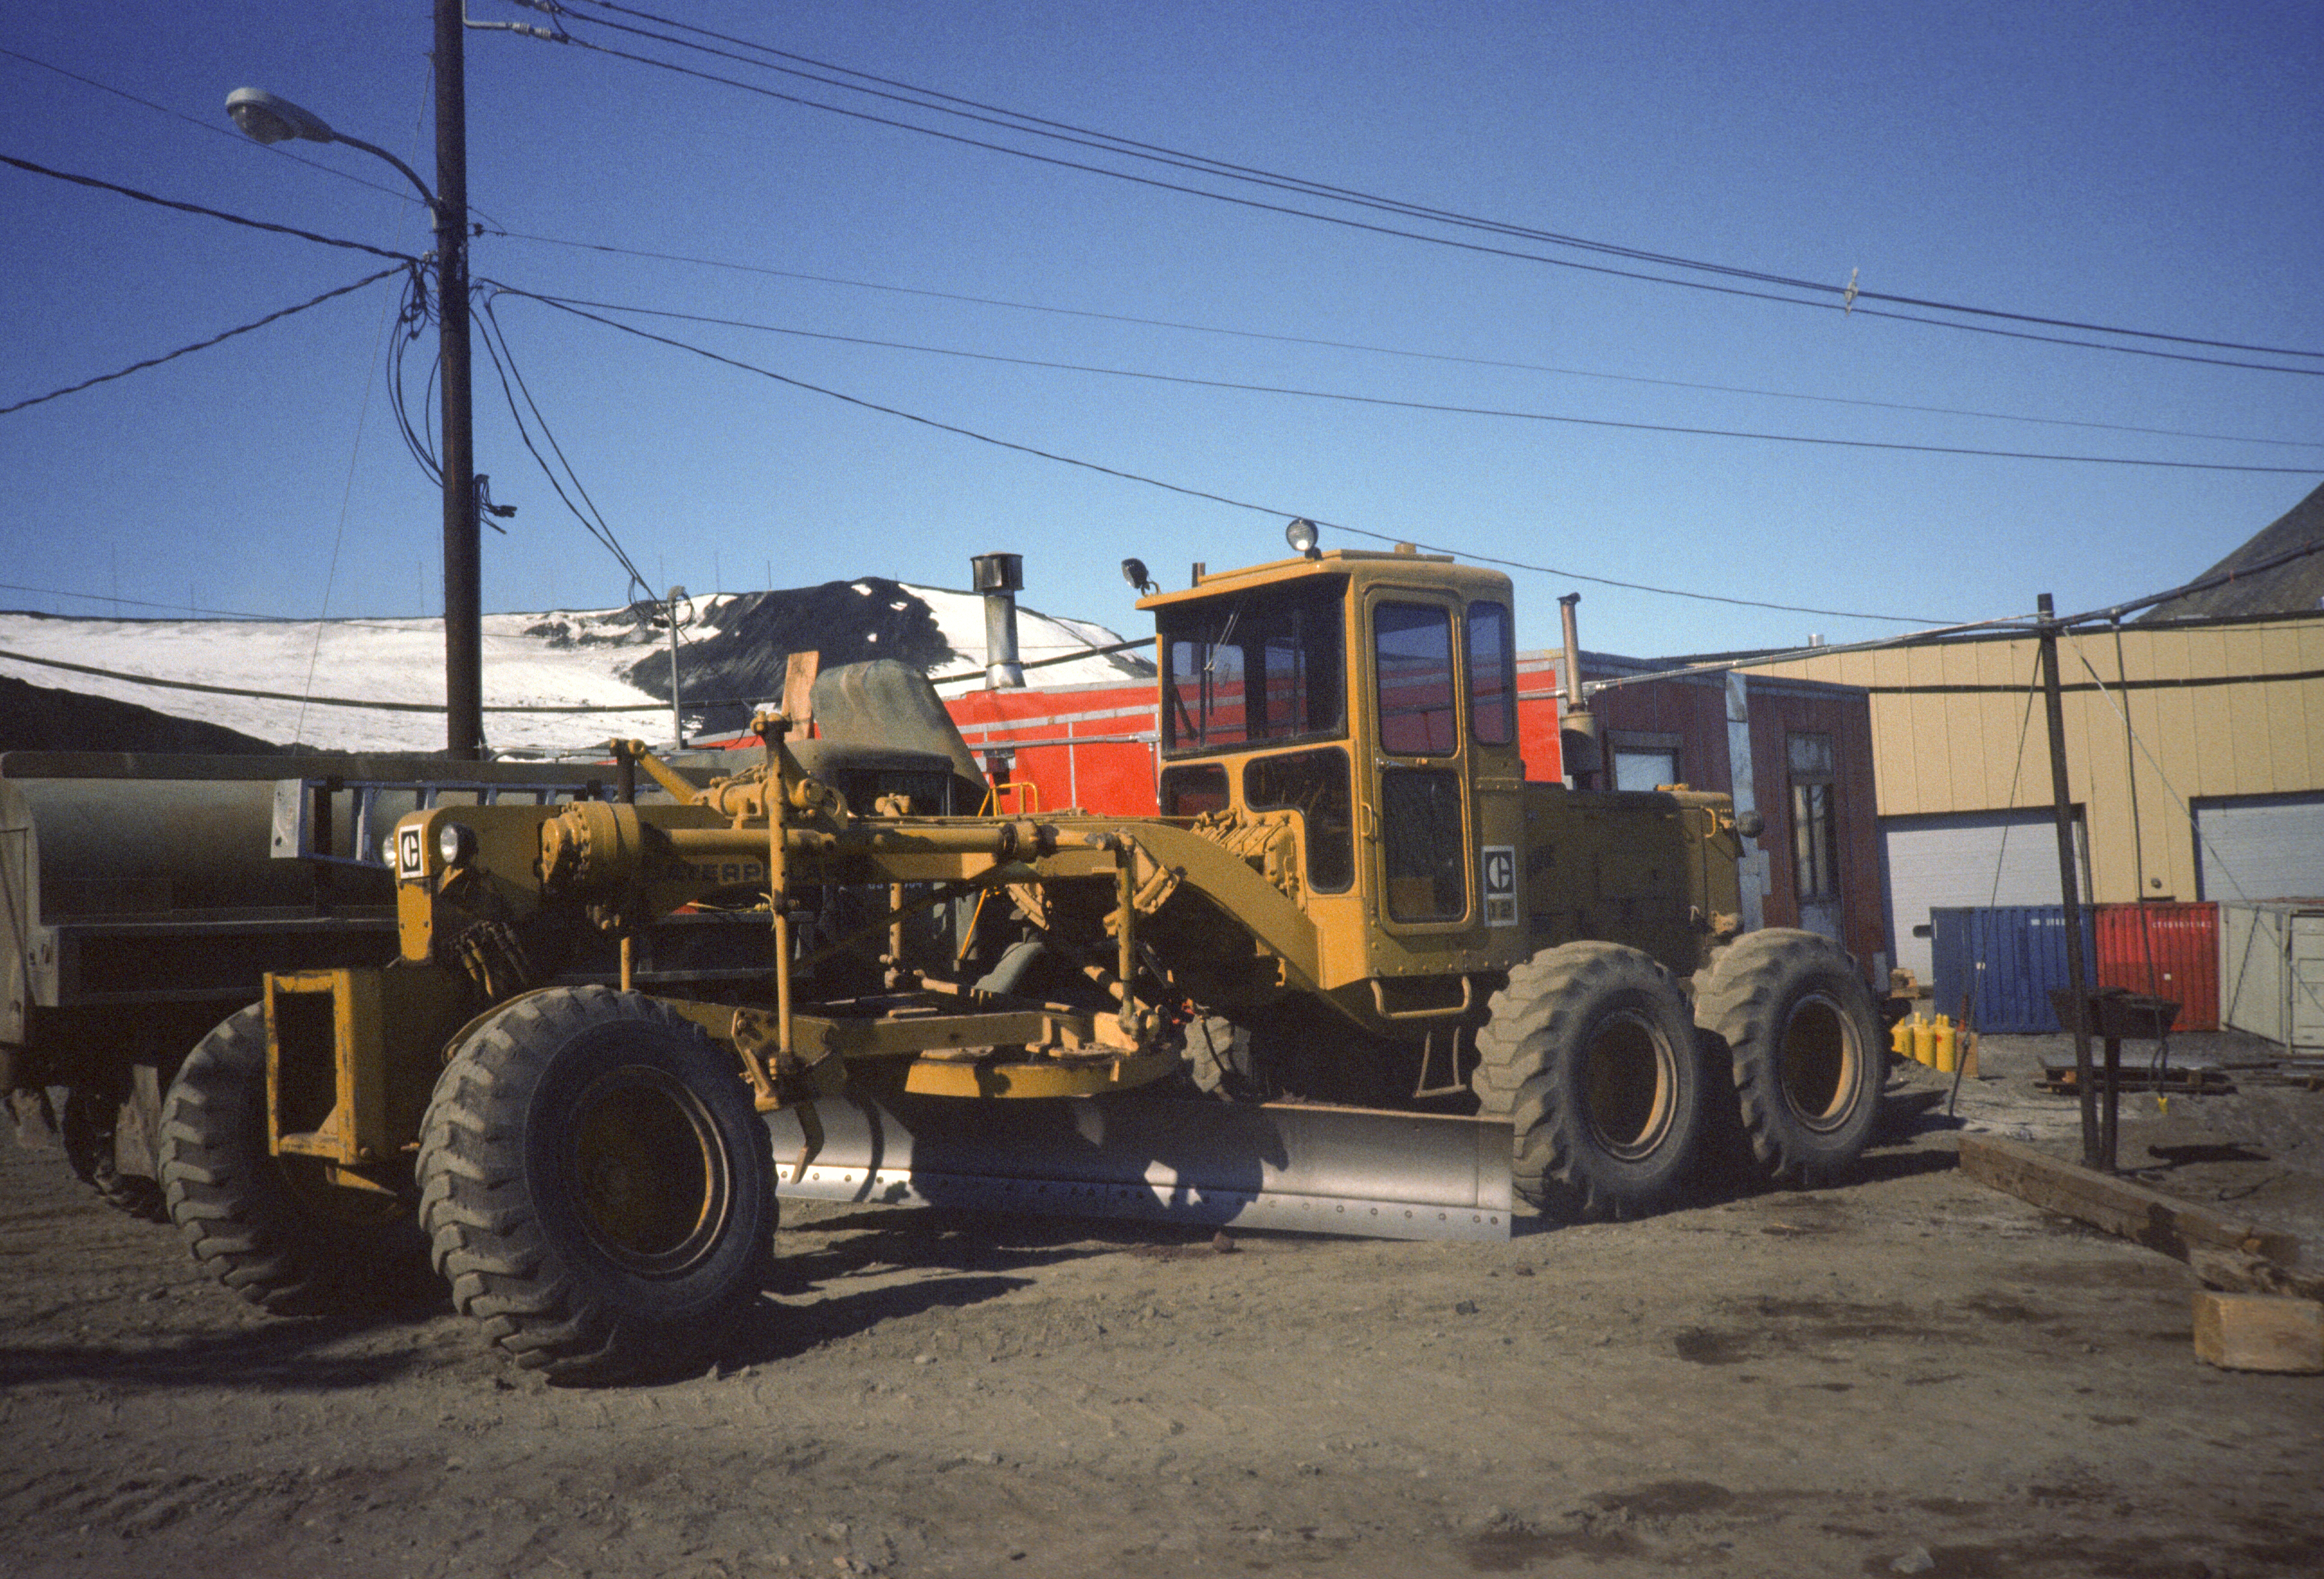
[158,1006,425,1315]
[1693,929,1882,1187]
[416,986,775,1384]
[1473,942,1706,1221]
[63,1083,167,1223]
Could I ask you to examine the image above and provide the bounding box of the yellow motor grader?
[155,543,1882,1381]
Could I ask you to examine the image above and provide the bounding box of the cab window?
[1374,602,1456,756]
[1159,763,1228,818]
[1244,749,1354,892]
[1467,600,1515,747]
[1381,767,1467,920]
[1160,577,1346,756]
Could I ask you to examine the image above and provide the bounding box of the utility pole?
[2037,593,2099,1166]
[666,586,688,749]
[435,0,482,759]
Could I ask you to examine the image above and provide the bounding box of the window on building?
[1613,749,1680,792]
[1789,731,1839,903]
[1609,730,1684,792]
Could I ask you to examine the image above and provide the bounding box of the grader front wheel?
[158,1006,424,1314]
[416,986,775,1385]
[1473,942,1706,1221]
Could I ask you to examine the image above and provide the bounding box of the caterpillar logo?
[1481,845,1517,927]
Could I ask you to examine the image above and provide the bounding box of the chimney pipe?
[971,552,1024,689]
[1557,592,1601,789]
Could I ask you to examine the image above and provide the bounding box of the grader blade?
[764,1095,1514,1242]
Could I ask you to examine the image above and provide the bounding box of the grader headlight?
[437,821,479,869]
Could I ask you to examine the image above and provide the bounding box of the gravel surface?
[5,1063,2322,1578]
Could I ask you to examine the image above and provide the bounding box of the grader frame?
[152,542,1880,1383]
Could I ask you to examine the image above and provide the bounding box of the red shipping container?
[2094,902,2219,1032]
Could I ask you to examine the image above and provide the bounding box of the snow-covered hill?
[0,579,1145,756]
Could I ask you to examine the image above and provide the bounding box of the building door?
[2194,793,2324,903]
[1787,731,1843,946]
[1880,809,2088,985]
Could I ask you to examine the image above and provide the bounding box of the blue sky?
[4,0,2319,665]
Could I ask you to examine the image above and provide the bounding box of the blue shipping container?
[1930,906,2100,1033]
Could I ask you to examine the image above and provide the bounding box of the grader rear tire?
[63,1083,167,1223]
[1473,942,1706,1221]
[416,986,775,1385]
[158,1006,425,1315]
[1694,929,1882,1187]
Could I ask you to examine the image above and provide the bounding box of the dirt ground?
[5,1043,2322,1579]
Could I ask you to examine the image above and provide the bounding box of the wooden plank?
[2191,1291,2324,1373]
[2184,1243,2324,1304]
[1956,1134,2318,1298]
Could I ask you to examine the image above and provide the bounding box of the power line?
[514,288,2324,477]
[0,644,666,713]
[471,289,656,599]
[542,0,2324,370]
[0,582,274,620]
[488,282,1956,624]
[0,642,859,716]
[489,232,2324,454]
[0,580,479,631]
[0,266,404,417]
[0,152,419,262]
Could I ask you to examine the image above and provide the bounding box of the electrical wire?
[487,232,2324,454]
[555,0,2322,359]
[388,268,443,485]
[2067,643,2249,906]
[0,644,792,715]
[0,152,419,262]
[533,0,2324,372]
[0,266,403,416]
[471,288,656,600]
[488,281,1954,623]
[0,582,274,620]
[514,289,2324,478]
[293,260,407,747]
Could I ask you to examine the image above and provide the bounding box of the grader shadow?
[0,1315,424,1391]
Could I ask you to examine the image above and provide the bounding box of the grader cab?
[152,543,1884,1383]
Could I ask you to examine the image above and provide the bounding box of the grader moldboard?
[154,544,1883,1383]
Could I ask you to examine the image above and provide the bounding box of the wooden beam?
[2191,1291,2324,1373]
[1956,1134,2320,1299]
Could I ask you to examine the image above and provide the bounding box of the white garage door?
[1881,811,2088,985]
[2196,794,2324,903]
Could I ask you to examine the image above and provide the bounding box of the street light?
[226,0,481,758]
[225,88,435,204]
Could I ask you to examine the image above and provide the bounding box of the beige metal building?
[1729,611,2324,983]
